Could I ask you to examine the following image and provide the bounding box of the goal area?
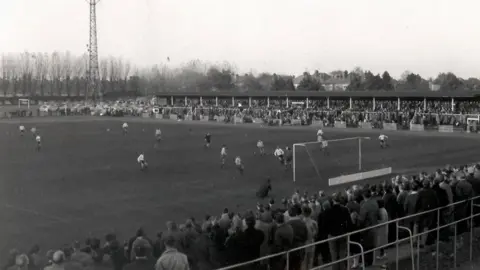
[293,136,392,186]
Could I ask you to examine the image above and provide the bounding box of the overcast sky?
[1,0,479,79]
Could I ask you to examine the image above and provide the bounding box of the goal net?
[293,136,392,187]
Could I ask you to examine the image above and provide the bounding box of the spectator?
[242,214,265,267]
[155,233,190,270]
[286,204,308,270]
[416,179,439,247]
[302,205,318,270]
[404,180,420,234]
[324,193,353,270]
[376,200,389,260]
[192,223,219,270]
[358,188,379,267]
[124,246,155,270]
[271,213,294,270]
[3,249,19,270]
[224,216,245,266]
[255,210,273,261]
[218,208,231,230]
[6,254,29,270]
[70,241,93,268]
[27,245,42,270]
[161,222,185,254]
[105,239,127,270]
[383,184,399,243]
[44,251,65,270]
[130,232,153,261]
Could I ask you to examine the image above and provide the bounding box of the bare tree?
[62,51,73,96]
[72,54,87,96]
[123,60,131,91]
[19,52,34,96]
[49,52,62,96]
[36,53,50,96]
[108,56,122,93]
[98,58,108,97]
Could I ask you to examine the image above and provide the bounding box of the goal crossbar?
[292,136,371,183]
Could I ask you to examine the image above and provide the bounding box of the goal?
[293,136,392,186]
[466,116,479,133]
[18,99,30,109]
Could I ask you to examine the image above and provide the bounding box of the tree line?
[1,51,480,97]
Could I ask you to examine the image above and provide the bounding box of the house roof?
[323,78,350,85]
[152,90,480,98]
[293,75,304,84]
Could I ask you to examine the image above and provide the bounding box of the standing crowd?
[4,163,480,270]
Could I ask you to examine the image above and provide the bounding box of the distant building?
[429,82,441,91]
[323,72,350,91]
[293,72,331,89]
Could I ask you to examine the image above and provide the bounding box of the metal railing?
[216,195,480,270]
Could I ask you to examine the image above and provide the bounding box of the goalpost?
[293,136,392,185]
[18,99,30,109]
[466,116,479,133]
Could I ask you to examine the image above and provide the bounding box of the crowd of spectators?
[5,162,480,270]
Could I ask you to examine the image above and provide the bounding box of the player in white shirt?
[154,128,162,149]
[30,127,37,137]
[220,145,228,168]
[137,153,148,170]
[256,140,265,156]
[35,135,41,151]
[379,134,389,148]
[316,129,329,155]
[122,122,129,135]
[274,146,285,165]
[234,156,244,175]
[19,125,25,136]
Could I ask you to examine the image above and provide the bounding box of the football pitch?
[0,117,480,256]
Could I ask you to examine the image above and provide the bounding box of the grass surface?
[1,117,480,258]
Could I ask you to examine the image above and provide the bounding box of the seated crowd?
[4,163,480,270]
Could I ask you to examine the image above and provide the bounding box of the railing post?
[436,208,440,270]
[396,219,399,270]
[470,198,474,261]
[286,250,290,270]
[347,234,351,270]
[454,222,458,270]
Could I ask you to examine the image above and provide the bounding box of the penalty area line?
[2,203,71,224]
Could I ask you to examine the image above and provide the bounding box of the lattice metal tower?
[86,0,101,103]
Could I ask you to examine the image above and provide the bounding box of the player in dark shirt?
[284,146,293,170]
[256,178,272,199]
[204,133,211,148]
